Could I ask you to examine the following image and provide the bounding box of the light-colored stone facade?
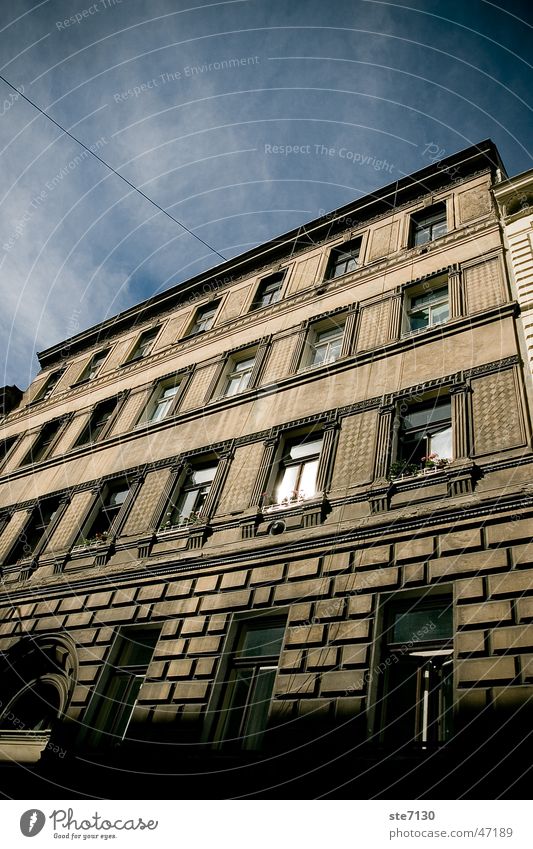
[1,141,532,797]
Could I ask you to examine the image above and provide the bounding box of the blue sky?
[0,0,531,390]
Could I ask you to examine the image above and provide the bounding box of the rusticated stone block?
[86,592,113,608]
[66,613,92,628]
[206,614,227,633]
[59,596,87,612]
[167,659,194,678]
[347,594,373,616]
[154,597,199,617]
[220,570,248,590]
[395,537,433,562]
[93,606,137,624]
[274,578,330,603]
[328,620,371,643]
[285,624,324,647]
[430,548,507,580]
[320,670,365,695]
[489,570,533,597]
[456,631,486,655]
[335,568,398,595]
[513,543,533,567]
[280,650,304,670]
[307,648,338,670]
[487,517,533,547]
[138,682,172,702]
[200,589,251,612]
[335,697,365,717]
[458,657,516,683]
[254,587,272,606]
[323,553,349,573]
[154,638,186,658]
[180,617,206,635]
[492,625,533,652]
[457,600,512,627]
[34,616,65,631]
[166,580,194,598]
[250,564,285,585]
[276,673,316,696]
[341,644,369,667]
[172,681,209,701]
[34,599,60,615]
[517,598,533,621]
[403,563,425,584]
[287,559,320,579]
[519,655,533,680]
[187,636,222,654]
[456,577,485,600]
[112,587,137,605]
[195,657,217,676]
[137,584,165,602]
[288,602,313,623]
[491,685,533,711]
[440,528,481,553]
[195,574,219,593]
[357,545,391,567]
[314,598,344,620]
[297,698,333,717]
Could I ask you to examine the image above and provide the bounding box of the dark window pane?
[240,626,285,657]
[391,605,453,644]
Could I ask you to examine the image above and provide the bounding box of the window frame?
[266,432,324,508]
[74,397,120,448]
[218,349,257,399]
[249,272,285,311]
[403,276,450,335]
[124,326,160,365]
[409,202,448,248]
[19,418,64,467]
[3,496,62,566]
[392,393,453,477]
[300,318,346,370]
[376,592,454,747]
[77,479,131,545]
[139,377,183,426]
[159,461,218,530]
[185,300,220,338]
[75,348,110,385]
[325,238,361,280]
[0,435,18,471]
[80,625,161,748]
[32,368,65,404]
[212,615,286,751]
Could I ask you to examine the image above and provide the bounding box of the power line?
[0,72,227,262]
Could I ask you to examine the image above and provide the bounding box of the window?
[406,282,449,332]
[20,419,63,467]
[326,238,361,279]
[75,398,119,447]
[0,435,17,468]
[5,497,61,564]
[76,349,109,384]
[142,379,181,424]
[394,396,452,475]
[215,617,285,750]
[250,272,284,310]
[82,626,161,747]
[410,203,447,247]
[273,435,323,506]
[78,481,130,544]
[186,301,219,337]
[160,464,217,528]
[302,321,345,369]
[378,594,453,746]
[34,368,64,403]
[222,354,255,397]
[125,327,159,363]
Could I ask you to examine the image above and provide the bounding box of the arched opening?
[0,677,63,732]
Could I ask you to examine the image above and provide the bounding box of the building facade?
[1,140,532,798]
[494,169,533,378]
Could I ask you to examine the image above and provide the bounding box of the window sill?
[390,466,450,482]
